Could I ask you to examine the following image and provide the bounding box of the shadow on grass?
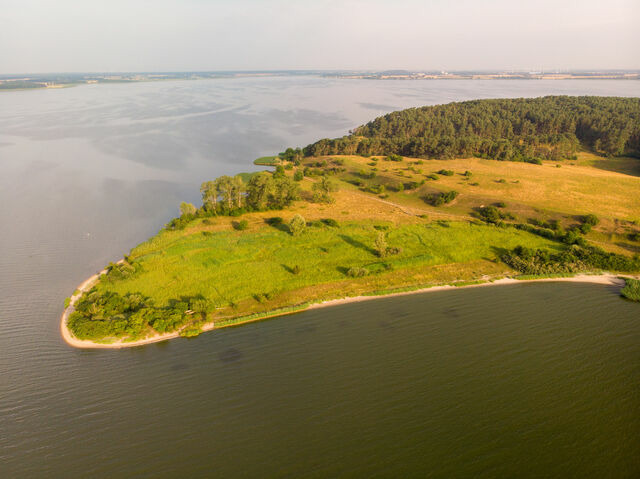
[338,234,376,255]
[588,157,640,177]
[490,246,510,259]
[264,217,289,233]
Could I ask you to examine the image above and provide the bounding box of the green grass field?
[97,220,556,311]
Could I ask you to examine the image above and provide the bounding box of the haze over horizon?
[1,0,639,75]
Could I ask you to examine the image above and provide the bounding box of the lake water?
[1,77,639,477]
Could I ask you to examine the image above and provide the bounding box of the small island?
[61,96,640,348]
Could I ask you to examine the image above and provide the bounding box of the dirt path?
[352,190,471,221]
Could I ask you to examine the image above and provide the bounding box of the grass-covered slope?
[304,96,640,161]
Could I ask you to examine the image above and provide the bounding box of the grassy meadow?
[97,220,557,314]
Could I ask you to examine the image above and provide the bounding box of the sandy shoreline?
[61,273,626,349]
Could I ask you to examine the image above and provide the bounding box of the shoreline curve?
[61,272,626,349]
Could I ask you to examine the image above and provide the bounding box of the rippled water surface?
[1,78,639,477]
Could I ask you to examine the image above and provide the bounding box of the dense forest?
[303,96,640,161]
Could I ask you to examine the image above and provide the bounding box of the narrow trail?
[352,190,472,221]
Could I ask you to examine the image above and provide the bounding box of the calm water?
[1,78,639,477]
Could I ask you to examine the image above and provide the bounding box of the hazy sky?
[1,0,638,73]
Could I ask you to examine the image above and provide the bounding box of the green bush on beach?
[621,278,640,302]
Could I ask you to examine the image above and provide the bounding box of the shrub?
[496,201,506,208]
[463,170,472,177]
[579,214,600,234]
[293,170,304,181]
[427,174,439,180]
[386,154,403,162]
[289,214,306,236]
[621,278,640,301]
[478,206,504,224]
[425,190,458,206]
[180,202,197,217]
[233,219,249,231]
[346,267,368,277]
[437,169,454,176]
[502,244,640,275]
[292,265,301,275]
[375,231,388,258]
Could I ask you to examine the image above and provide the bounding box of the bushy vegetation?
[312,176,337,203]
[303,97,640,161]
[288,214,306,236]
[621,278,640,302]
[425,190,458,206]
[502,244,640,275]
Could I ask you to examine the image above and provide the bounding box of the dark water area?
[1,78,639,477]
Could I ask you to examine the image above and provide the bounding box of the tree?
[274,164,285,178]
[179,202,196,217]
[289,214,306,236]
[246,173,274,211]
[216,176,236,211]
[270,176,299,209]
[190,299,211,320]
[374,231,388,257]
[232,176,246,209]
[200,180,219,212]
[312,176,337,203]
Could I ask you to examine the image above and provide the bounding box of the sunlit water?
[1,77,639,477]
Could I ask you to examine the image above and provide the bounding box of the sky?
[1,0,638,74]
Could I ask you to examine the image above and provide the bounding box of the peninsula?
[62,96,640,347]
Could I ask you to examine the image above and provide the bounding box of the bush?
[386,154,403,162]
[437,169,454,176]
[374,231,388,257]
[293,170,304,181]
[502,244,640,275]
[292,265,301,275]
[579,214,600,234]
[427,174,439,180]
[425,190,458,206]
[346,267,368,277]
[289,214,306,236]
[621,278,640,301]
[233,219,249,231]
[479,206,503,224]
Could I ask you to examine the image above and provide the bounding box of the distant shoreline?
[60,272,626,349]
[4,70,640,92]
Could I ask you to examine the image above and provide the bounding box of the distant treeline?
[0,81,44,90]
[303,96,640,161]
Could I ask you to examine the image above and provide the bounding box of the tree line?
[167,170,299,230]
[302,96,640,161]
